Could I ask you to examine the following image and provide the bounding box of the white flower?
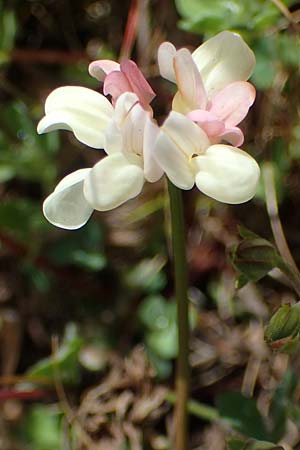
[158,31,256,147]
[39,92,162,229]
[153,112,260,204]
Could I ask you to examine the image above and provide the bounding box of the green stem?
[167,180,190,450]
[166,392,220,422]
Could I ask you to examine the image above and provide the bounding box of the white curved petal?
[88,60,120,81]
[162,111,210,157]
[157,42,177,83]
[193,144,260,204]
[43,169,93,230]
[174,48,207,111]
[122,103,147,159]
[153,130,194,190]
[192,31,256,98]
[143,116,163,182]
[104,120,123,155]
[84,153,144,211]
[113,92,140,127]
[37,86,114,148]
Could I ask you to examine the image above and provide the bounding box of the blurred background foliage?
[0,0,300,449]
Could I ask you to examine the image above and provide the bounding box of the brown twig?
[119,0,139,60]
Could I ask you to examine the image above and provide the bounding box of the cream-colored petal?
[143,116,163,183]
[162,111,210,157]
[104,120,123,155]
[157,41,177,83]
[113,92,140,127]
[84,153,144,211]
[37,86,114,148]
[88,60,120,81]
[121,103,149,165]
[192,31,256,98]
[43,169,93,230]
[153,130,194,190]
[193,144,260,204]
[174,48,207,111]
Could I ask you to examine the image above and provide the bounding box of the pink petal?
[188,109,225,136]
[120,60,155,108]
[209,81,256,127]
[88,60,120,81]
[218,126,244,147]
[103,71,132,105]
[174,48,207,111]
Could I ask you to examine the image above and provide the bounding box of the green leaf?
[216,392,270,440]
[174,0,282,36]
[227,438,284,450]
[269,371,298,441]
[124,257,166,293]
[20,405,62,450]
[27,323,83,384]
[0,9,17,54]
[46,222,106,271]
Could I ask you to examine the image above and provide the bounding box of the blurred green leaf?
[216,392,270,440]
[269,370,298,441]
[139,295,197,360]
[47,221,106,271]
[174,0,285,36]
[0,8,17,61]
[227,437,284,450]
[124,256,166,293]
[0,199,46,238]
[20,405,62,450]
[27,323,83,384]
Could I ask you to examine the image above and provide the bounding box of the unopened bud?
[265,304,300,351]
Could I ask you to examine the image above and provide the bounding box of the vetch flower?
[153,111,260,204]
[158,31,256,146]
[40,92,163,229]
[89,58,155,109]
[37,85,114,149]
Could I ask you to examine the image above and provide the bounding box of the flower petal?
[187,109,225,136]
[193,144,260,204]
[157,41,177,83]
[218,126,244,147]
[43,169,93,230]
[173,48,207,111]
[143,116,163,182]
[153,130,194,190]
[104,120,123,155]
[114,92,139,127]
[37,86,114,148]
[88,60,120,81]
[192,31,256,97]
[103,71,132,104]
[162,111,210,157]
[121,102,148,165]
[209,81,256,127]
[84,153,144,211]
[121,60,155,107]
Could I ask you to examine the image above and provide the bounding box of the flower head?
[40,92,162,229]
[38,31,260,230]
[153,112,260,204]
[158,31,256,146]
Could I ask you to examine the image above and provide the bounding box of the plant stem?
[263,162,300,296]
[166,392,219,422]
[167,180,190,450]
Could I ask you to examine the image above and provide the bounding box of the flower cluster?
[38,31,260,229]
